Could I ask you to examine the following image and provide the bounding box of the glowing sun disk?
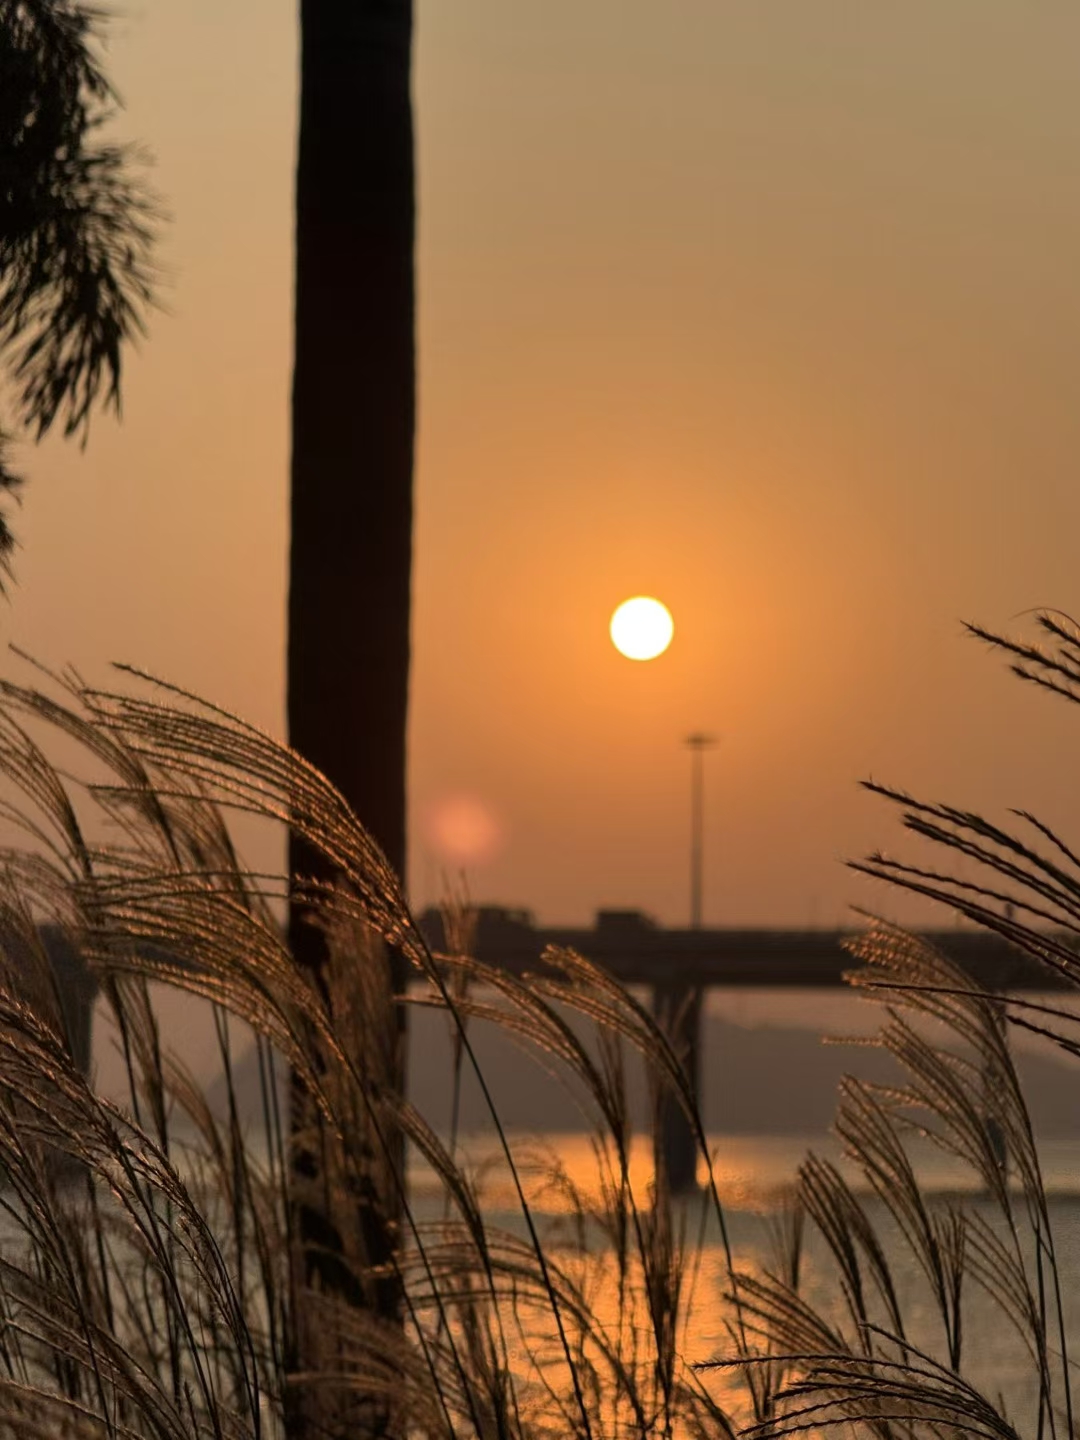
[610,596,674,661]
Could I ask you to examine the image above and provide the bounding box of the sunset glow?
[610,597,674,661]
[11,1,1078,928]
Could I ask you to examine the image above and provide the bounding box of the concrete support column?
[652,980,703,1193]
[984,990,1008,1174]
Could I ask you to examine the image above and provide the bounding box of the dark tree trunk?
[289,7,414,858]
[286,0,414,1428]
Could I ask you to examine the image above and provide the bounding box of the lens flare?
[424,793,503,865]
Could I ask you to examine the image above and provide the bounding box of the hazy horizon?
[6,1,1080,928]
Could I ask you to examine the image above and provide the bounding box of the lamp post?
[684,733,717,929]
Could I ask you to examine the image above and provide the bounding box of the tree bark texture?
[289,2,414,874]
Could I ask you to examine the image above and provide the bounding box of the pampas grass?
[3,612,1080,1438]
[699,612,1080,1440]
[0,659,750,1438]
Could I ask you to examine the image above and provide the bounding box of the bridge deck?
[419,908,1067,990]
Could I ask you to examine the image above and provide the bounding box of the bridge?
[417,905,1054,989]
[25,910,1065,1194]
[418,906,1066,1190]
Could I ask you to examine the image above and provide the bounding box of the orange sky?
[6,1,1080,927]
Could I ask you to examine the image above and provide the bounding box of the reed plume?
[700,612,1080,1440]
[0,658,742,1438]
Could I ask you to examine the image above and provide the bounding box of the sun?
[609,596,674,661]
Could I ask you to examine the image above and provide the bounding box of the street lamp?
[684,733,717,929]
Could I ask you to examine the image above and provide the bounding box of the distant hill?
[205,1005,1080,1141]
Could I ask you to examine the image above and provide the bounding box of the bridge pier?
[983,991,1009,1174]
[652,980,702,1193]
